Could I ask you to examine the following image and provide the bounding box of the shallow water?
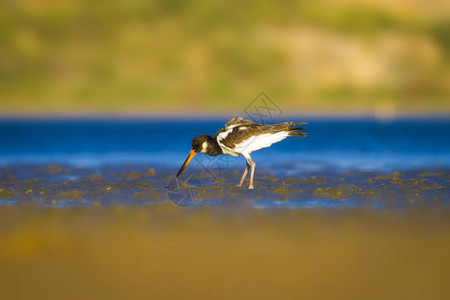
[1,117,449,172]
[0,117,448,208]
[0,118,449,299]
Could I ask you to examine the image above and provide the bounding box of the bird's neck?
[207,138,223,156]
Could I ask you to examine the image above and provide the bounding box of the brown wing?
[215,118,306,148]
[223,117,258,129]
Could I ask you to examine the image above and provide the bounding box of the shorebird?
[176,117,307,189]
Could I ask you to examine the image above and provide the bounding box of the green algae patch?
[259,176,278,182]
[418,172,447,177]
[47,165,63,174]
[132,190,164,201]
[0,189,13,198]
[52,190,86,201]
[210,177,226,184]
[271,184,299,194]
[374,172,402,180]
[391,176,403,184]
[313,187,351,199]
[121,171,143,180]
[306,176,328,185]
[88,174,107,180]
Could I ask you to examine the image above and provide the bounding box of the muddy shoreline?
[1,164,448,209]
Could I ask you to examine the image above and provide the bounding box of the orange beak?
[176,149,196,177]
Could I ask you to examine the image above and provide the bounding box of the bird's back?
[214,117,306,155]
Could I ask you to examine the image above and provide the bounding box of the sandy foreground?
[0,165,449,299]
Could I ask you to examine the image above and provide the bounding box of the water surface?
[1,118,449,299]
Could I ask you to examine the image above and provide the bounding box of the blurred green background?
[0,0,448,116]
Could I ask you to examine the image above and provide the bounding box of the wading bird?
[176,117,307,189]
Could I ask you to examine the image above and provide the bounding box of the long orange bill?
[176,150,196,177]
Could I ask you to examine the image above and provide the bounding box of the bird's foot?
[248,185,254,190]
[235,183,242,187]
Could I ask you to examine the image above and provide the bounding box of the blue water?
[1,117,449,173]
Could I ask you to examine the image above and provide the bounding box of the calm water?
[0,117,449,208]
[1,118,450,299]
[1,117,449,170]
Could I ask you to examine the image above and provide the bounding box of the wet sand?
[0,164,448,209]
[1,207,450,299]
[0,164,449,299]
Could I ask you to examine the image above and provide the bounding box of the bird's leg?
[248,157,256,189]
[236,162,250,187]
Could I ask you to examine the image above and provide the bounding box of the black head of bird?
[176,135,217,177]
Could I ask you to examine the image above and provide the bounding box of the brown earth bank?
[1,206,450,299]
[0,164,449,299]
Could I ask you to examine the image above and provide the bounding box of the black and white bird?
[176,117,307,189]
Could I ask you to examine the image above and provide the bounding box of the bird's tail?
[286,122,307,137]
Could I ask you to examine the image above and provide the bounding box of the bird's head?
[176,135,214,177]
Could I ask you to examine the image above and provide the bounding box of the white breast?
[217,131,289,156]
[235,132,289,154]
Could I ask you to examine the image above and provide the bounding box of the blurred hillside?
[0,0,449,116]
